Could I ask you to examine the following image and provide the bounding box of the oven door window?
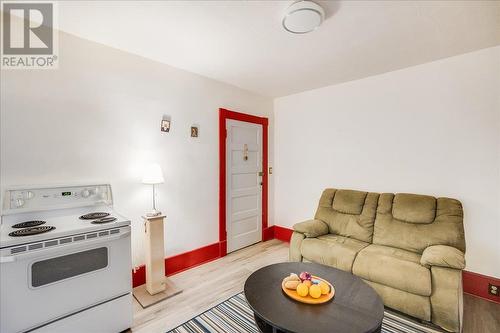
[31,247,108,287]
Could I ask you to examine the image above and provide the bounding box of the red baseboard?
[274,225,293,242]
[132,226,284,288]
[132,225,499,305]
[132,265,146,288]
[463,270,500,304]
[132,241,222,288]
[165,242,221,276]
[263,226,275,241]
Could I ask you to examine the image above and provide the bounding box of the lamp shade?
[142,163,164,184]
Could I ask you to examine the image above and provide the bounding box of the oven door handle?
[0,228,130,264]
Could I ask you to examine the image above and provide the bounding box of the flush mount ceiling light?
[282,1,325,34]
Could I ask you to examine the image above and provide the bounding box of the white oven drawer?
[0,226,131,333]
[32,293,132,333]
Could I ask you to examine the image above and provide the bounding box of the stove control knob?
[81,189,91,198]
[15,198,25,208]
[24,191,34,200]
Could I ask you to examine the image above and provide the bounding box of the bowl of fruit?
[281,271,335,304]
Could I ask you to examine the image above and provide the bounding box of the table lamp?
[142,163,164,217]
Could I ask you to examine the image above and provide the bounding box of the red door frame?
[219,108,269,257]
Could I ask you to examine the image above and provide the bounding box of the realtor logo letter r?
[2,3,53,55]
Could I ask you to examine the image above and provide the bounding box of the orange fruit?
[319,281,330,295]
[303,280,312,287]
[309,285,322,299]
[296,283,309,297]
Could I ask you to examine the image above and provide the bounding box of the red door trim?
[219,108,269,256]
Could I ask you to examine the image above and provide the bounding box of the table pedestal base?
[254,313,285,333]
[253,312,382,333]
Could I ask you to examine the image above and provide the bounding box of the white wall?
[0,31,274,267]
[274,47,500,278]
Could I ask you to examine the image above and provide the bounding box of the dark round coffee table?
[244,262,384,333]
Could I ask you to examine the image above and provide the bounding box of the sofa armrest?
[420,245,465,269]
[292,219,329,238]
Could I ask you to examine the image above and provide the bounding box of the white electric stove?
[0,184,133,333]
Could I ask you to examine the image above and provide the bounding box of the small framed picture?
[191,126,199,137]
[161,119,170,132]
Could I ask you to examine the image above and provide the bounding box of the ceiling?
[55,1,500,97]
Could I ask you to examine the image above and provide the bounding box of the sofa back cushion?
[314,189,379,243]
[373,193,465,253]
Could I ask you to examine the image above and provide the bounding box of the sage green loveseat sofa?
[289,189,466,332]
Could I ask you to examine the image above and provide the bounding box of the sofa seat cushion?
[352,245,431,296]
[363,280,431,322]
[301,234,369,272]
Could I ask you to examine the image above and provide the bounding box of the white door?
[226,119,263,253]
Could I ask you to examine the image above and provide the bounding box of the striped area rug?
[168,293,444,333]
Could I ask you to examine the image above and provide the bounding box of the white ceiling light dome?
[282,1,325,34]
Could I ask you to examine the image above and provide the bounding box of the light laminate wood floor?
[131,239,500,333]
[132,239,288,333]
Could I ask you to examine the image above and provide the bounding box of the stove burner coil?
[12,220,46,228]
[79,212,110,220]
[8,226,56,237]
[91,217,117,224]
